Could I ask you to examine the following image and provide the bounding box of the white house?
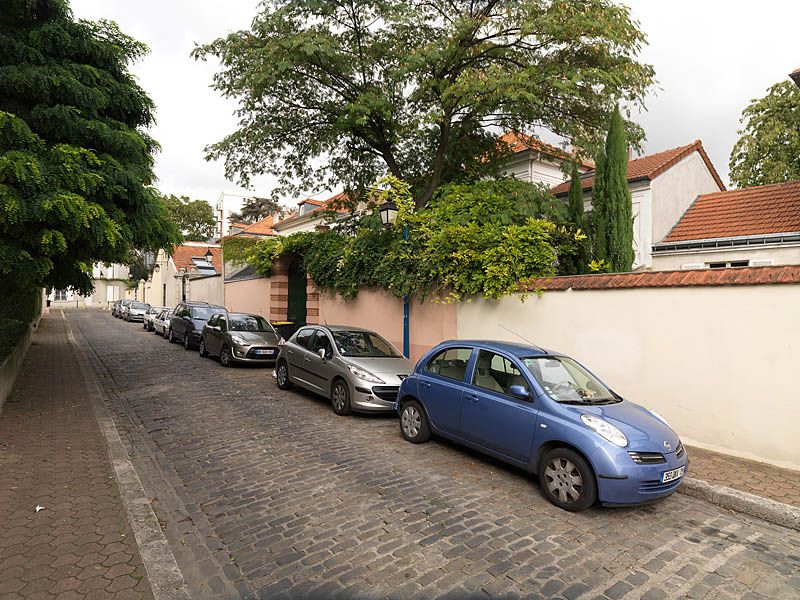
[270,192,351,236]
[141,242,223,308]
[500,131,594,186]
[550,140,726,269]
[49,262,133,308]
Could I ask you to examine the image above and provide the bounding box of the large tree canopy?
[195,0,654,206]
[228,196,283,224]
[0,0,180,294]
[729,80,800,188]
[162,194,216,241]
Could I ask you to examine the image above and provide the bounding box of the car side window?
[295,328,315,348]
[472,350,525,396]
[311,331,333,359]
[207,314,218,327]
[425,347,473,381]
[218,316,227,331]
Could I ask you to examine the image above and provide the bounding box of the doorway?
[287,260,307,324]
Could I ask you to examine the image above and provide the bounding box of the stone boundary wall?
[0,325,33,414]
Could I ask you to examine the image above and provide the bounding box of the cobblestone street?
[64,309,800,599]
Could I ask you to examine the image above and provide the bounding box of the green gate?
[287,260,307,324]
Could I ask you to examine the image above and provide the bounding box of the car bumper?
[231,345,279,364]
[590,445,689,506]
[128,314,144,321]
[351,384,398,413]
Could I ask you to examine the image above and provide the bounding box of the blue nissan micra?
[395,340,688,511]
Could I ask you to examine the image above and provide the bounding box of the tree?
[729,80,800,188]
[194,0,655,207]
[0,0,180,295]
[590,147,609,267]
[561,162,589,274]
[228,196,282,224]
[163,194,216,241]
[590,106,633,272]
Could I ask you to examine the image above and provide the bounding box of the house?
[270,192,351,236]
[213,192,252,240]
[550,140,725,269]
[142,242,223,308]
[500,132,593,187]
[651,180,800,270]
[49,263,133,308]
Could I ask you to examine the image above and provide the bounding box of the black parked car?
[168,301,226,350]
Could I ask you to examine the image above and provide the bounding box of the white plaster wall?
[457,286,800,470]
[652,245,800,271]
[503,154,568,187]
[225,278,271,317]
[185,275,224,306]
[650,151,723,244]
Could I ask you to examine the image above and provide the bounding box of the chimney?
[790,68,800,89]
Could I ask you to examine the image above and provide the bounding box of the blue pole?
[403,223,410,358]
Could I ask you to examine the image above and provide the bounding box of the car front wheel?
[276,361,293,390]
[168,328,176,343]
[199,338,208,357]
[539,448,597,512]
[399,400,430,443]
[220,345,233,367]
[331,380,351,416]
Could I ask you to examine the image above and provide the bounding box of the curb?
[679,477,800,531]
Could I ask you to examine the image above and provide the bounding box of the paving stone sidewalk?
[0,313,154,600]
[685,445,800,508]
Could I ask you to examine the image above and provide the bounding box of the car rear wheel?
[168,328,176,343]
[220,345,233,367]
[331,380,351,416]
[399,400,430,443]
[276,361,293,390]
[184,335,192,350]
[142,321,148,329]
[199,338,208,358]
[540,448,597,512]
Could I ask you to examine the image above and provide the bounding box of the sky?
[70,0,800,205]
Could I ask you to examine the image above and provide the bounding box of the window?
[207,314,219,327]
[191,306,222,320]
[228,314,273,332]
[472,350,525,396]
[218,315,227,331]
[332,330,401,358]
[310,332,333,359]
[708,260,750,269]
[524,356,618,405]
[295,328,315,348]
[425,347,473,381]
[54,290,68,301]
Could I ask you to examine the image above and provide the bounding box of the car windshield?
[228,314,274,333]
[191,307,222,320]
[332,330,402,358]
[131,302,149,309]
[523,356,619,405]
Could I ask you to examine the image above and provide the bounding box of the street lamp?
[154,264,160,273]
[205,248,214,264]
[379,199,410,358]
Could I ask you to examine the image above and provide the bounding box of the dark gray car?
[199,313,281,367]
[275,325,412,415]
[168,301,225,350]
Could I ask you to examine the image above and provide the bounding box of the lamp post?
[205,248,214,265]
[379,200,410,358]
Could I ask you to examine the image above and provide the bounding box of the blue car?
[395,340,688,511]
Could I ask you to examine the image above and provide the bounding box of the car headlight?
[581,414,628,447]
[648,408,671,427]
[231,335,246,345]
[346,364,384,384]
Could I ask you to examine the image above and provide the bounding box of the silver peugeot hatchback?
[275,325,412,415]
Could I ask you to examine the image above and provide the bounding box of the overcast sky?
[71,0,800,204]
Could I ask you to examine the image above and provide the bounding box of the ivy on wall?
[222,178,588,302]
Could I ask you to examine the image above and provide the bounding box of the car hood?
[342,356,413,375]
[577,400,680,454]
[228,331,280,345]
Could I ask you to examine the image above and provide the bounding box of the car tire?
[183,334,192,350]
[168,328,176,343]
[539,447,597,512]
[276,361,293,390]
[331,380,352,416]
[399,400,431,443]
[220,345,233,367]
[199,338,208,358]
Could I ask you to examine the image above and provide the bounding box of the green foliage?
[194,0,655,207]
[0,0,181,296]
[0,279,40,361]
[729,80,800,188]
[239,179,581,301]
[228,196,283,224]
[561,162,590,275]
[162,194,215,241]
[588,107,633,272]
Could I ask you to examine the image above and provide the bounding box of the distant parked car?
[152,309,173,337]
[143,306,167,331]
[395,340,688,512]
[116,299,132,318]
[199,313,282,367]
[111,300,121,316]
[125,301,150,322]
[168,301,226,350]
[275,326,413,415]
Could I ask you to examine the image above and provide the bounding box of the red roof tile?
[274,192,351,228]
[170,244,222,273]
[662,180,800,242]
[500,132,594,169]
[523,266,800,291]
[551,140,725,196]
[234,215,276,237]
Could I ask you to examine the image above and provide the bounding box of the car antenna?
[498,323,537,347]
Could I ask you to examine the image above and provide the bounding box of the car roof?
[226,312,264,318]
[313,325,375,333]
[437,339,552,358]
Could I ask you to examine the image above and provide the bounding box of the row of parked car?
[110,298,688,512]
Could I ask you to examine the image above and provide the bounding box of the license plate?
[255,349,275,356]
[661,466,685,484]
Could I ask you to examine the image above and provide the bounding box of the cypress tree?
[564,162,589,274]
[605,106,634,271]
[591,146,609,266]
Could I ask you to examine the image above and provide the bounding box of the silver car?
[275,325,412,415]
[143,306,167,331]
[153,309,173,336]
[116,299,133,318]
[199,313,282,367]
[125,301,150,322]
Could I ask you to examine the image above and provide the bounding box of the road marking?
[62,310,191,600]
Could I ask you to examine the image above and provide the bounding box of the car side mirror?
[318,348,327,361]
[509,384,531,401]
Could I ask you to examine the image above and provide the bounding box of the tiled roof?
[235,215,276,237]
[662,180,800,242]
[170,244,222,273]
[523,266,800,291]
[273,192,351,228]
[551,140,725,196]
[501,132,594,169]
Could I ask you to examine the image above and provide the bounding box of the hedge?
[0,282,40,363]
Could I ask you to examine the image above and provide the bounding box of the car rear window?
[191,306,223,320]
[425,347,473,381]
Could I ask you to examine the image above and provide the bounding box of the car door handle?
[304,356,312,362]
[465,395,479,402]
[420,381,431,389]
[287,349,294,355]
